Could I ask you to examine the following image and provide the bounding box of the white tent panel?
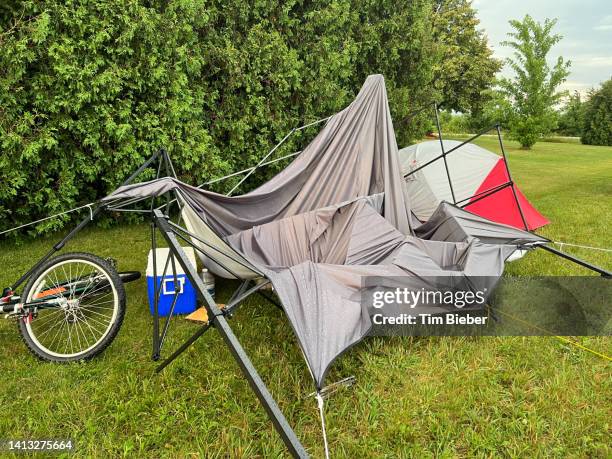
[399,140,499,220]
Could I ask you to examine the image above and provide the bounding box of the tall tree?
[499,15,571,149]
[351,0,437,146]
[432,0,501,113]
[581,79,612,146]
[467,87,513,131]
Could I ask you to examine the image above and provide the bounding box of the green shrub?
[581,79,612,146]
[507,116,545,150]
[0,0,442,235]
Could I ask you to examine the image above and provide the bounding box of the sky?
[473,0,612,96]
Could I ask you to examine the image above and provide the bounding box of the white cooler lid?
[146,247,197,277]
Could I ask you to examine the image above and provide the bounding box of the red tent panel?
[465,159,549,231]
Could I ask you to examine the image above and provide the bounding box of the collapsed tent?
[105,75,546,389]
[399,140,549,230]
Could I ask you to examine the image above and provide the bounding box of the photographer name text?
[372,313,488,326]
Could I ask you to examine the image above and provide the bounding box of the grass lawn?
[0,138,610,458]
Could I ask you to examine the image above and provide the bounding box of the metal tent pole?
[151,222,160,360]
[458,182,513,208]
[152,209,308,458]
[433,103,457,204]
[123,149,164,184]
[227,116,330,196]
[409,121,611,277]
[153,280,252,373]
[496,125,529,230]
[403,124,499,179]
[9,149,166,291]
[202,150,302,187]
[539,245,611,277]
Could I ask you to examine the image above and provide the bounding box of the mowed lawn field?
[0,138,610,458]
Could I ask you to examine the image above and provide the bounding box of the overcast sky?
[473,0,612,96]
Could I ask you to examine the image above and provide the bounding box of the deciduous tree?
[499,15,571,149]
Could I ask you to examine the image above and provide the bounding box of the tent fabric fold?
[104,75,546,388]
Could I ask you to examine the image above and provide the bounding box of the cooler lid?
[146,247,197,277]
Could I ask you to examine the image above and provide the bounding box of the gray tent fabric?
[414,202,549,246]
[110,75,413,236]
[104,75,546,388]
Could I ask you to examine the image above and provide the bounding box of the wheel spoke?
[80,296,115,309]
[80,291,113,304]
[77,311,100,344]
[74,314,92,349]
[79,307,113,321]
[78,283,113,302]
[30,308,64,329]
[78,313,111,330]
[33,313,67,340]
[47,317,68,352]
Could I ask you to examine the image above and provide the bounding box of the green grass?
[0,139,610,458]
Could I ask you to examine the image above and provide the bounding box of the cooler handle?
[162,277,184,295]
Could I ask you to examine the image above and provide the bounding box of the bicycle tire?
[18,252,126,362]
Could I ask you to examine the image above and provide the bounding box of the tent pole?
[227,116,331,196]
[458,182,513,208]
[151,237,172,360]
[257,290,284,311]
[151,222,160,360]
[202,151,302,187]
[154,322,213,374]
[172,231,246,280]
[9,149,165,291]
[403,124,499,179]
[539,245,611,277]
[169,221,263,278]
[228,128,297,196]
[154,150,304,212]
[157,252,182,353]
[152,210,308,458]
[433,103,457,204]
[496,125,529,230]
[123,149,164,185]
[154,280,251,373]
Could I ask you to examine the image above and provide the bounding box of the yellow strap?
[553,335,611,362]
[496,309,611,362]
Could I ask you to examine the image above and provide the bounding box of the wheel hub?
[64,298,81,323]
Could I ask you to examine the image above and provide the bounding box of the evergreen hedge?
[0,0,436,235]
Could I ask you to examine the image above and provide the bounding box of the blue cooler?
[146,247,197,316]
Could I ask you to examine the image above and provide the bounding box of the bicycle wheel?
[18,252,126,362]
